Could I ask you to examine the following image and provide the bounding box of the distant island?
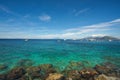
[79,36,120,42]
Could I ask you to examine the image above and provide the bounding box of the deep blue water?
[0,39,120,73]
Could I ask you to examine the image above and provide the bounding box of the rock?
[69,61,83,67]
[80,68,98,79]
[46,73,65,80]
[65,61,84,70]
[26,66,41,73]
[65,70,81,80]
[39,64,56,74]
[26,66,41,79]
[104,64,120,78]
[18,75,29,80]
[17,59,34,67]
[95,74,108,80]
[94,64,120,77]
[7,67,26,80]
[0,64,8,70]
[95,74,120,80]
[94,65,112,74]
[102,62,116,69]
[0,74,6,80]
[38,64,57,80]
[39,64,53,70]
[107,68,120,78]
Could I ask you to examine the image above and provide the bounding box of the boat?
[109,39,112,42]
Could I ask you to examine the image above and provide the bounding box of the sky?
[0,0,120,39]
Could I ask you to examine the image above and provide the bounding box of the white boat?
[109,39,112,42]
[64,39,66,41]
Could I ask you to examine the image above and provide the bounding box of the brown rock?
[26,66,41,73]
[65,61,84,70]
[0,64,7,70]
[94,63,120,77]
[46,73,65,80]
[7,67,26,80]
[95,74,108,80]
[17,59,34,67]
[95,74,120,80]
[94,65,111,74]
[26,66,41,79]
[0,74,6,80]
[39,64,56,74]
[65,70,81,80]
[80,68,98,79]
[39,64,53,70]
[18,75,29,80]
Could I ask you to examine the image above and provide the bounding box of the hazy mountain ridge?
[80,36,120,41]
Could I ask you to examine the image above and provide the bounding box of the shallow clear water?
[0,39,120,73]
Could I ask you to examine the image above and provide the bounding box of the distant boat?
[64,39,66,41]
[109,39,112,42]
[25,39,28,41]
[89,39,95,41]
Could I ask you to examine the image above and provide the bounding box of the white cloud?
[26,18,120,39]
[39,14,51,21]
[110,19,120,23]
[65,18,120,32]
[91,34,106,37]
[0,5,21,17]
[74,8,89,16]
[23,14,30,18]
[59,18,120,39]
[39,18,120,39]
[0,5,13,13]
[0,18,120,39]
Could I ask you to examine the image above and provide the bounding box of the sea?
[0,39,120,74]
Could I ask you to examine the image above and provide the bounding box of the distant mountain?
[80,36,120,42]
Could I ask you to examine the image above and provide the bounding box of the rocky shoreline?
[0,60,120,80]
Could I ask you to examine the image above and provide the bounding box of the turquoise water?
[0,39,120,73]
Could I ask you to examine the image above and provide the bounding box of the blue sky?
[0,0,120,39]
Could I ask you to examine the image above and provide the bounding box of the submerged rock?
[65,70,81,80]
[18,74,29,80]
[46,73,65,80]
[95,74,120,80]
[39,64,53,70]
[0,64,8,70]
[0,74,6,80]
[26,66,41,79]
[26,66,41,73]
[80,68,98,80]
[39,64,56,74]
[94,63,120,77]
[0,61,119,80]
[17,59,34,67]
[94,64,112,74]
[7,67,26,80]
[65,61,84,70]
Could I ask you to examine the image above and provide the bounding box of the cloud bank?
[35,18,119,39]
[0,18,120,39]
[39,14,51,21]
